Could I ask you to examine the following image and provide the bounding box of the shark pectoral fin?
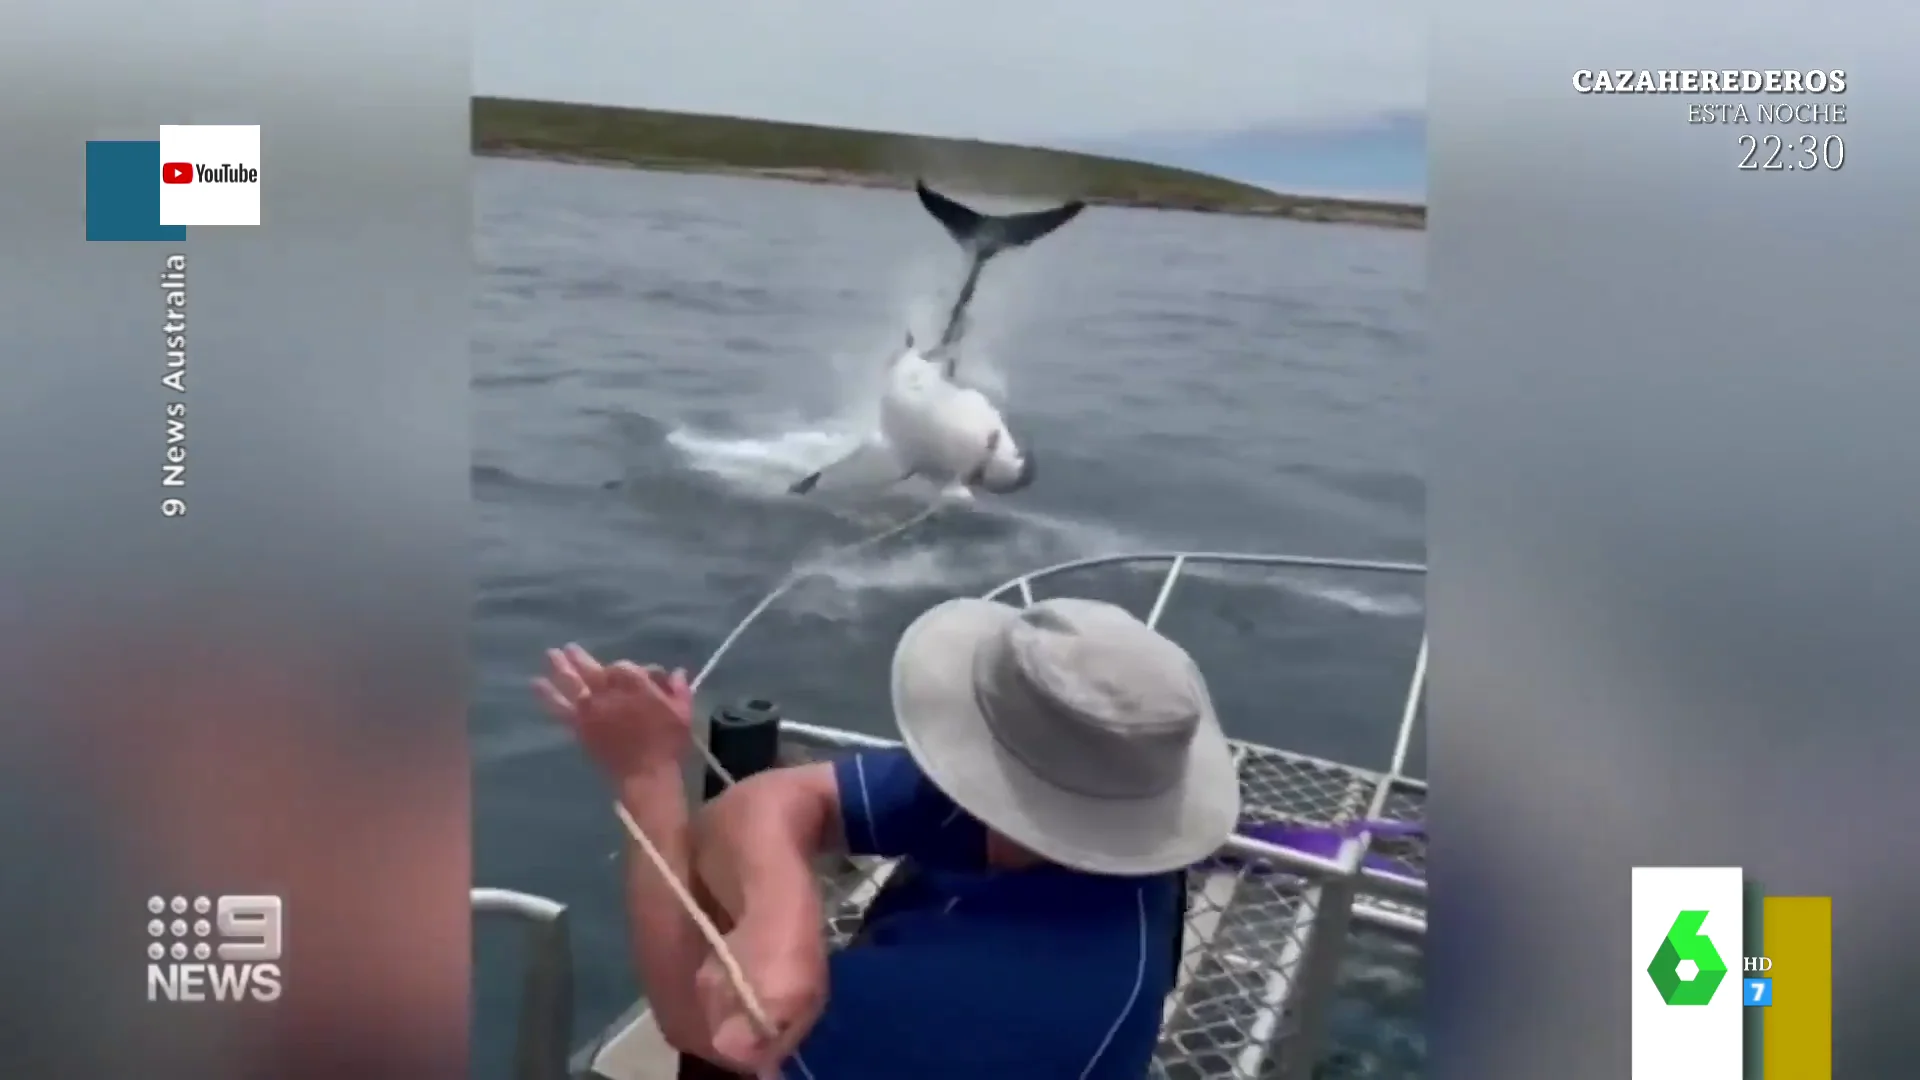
[789,440,903,496]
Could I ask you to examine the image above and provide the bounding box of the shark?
[788,181,1085,500]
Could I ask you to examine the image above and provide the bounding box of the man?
[537,596,1242,1078]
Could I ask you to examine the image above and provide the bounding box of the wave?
[472,370,565,390]
[471,461,598,496]
[1166,559,1425,618]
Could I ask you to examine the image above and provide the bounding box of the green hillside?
[472,96,1424,230]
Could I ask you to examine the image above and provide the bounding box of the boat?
[473,549,1428,1080]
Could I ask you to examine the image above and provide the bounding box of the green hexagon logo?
[1647,910,1728,1005]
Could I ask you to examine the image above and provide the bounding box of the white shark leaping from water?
[789,181,1085,501]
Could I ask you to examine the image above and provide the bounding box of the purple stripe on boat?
[1196,819,1425,877]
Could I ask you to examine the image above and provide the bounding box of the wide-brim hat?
[890,596,1240,876]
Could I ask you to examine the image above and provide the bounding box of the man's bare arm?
[694,762,844,929]
[613,765,720,1060]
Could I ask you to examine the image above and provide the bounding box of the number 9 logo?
[216,895,283,962]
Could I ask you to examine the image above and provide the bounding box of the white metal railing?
[472,888,575,1080]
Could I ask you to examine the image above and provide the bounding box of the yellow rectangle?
[1761,895,1832,1080]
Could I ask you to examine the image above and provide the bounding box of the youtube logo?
[153,125,262,229]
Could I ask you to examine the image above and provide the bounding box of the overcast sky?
[476,0,1425,144]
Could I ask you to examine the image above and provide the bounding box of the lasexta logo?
[162,162,193,184]
[1647,910,1728,1005]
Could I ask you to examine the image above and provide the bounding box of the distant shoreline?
[473,97,1426,232]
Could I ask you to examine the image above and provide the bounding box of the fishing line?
[605,497,945,1052]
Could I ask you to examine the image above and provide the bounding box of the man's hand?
[534,643,693,780]
[696,913,829,1075]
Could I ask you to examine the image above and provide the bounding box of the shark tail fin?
[915,180,1085,261]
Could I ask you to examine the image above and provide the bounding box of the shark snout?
[1009,450,1037,490]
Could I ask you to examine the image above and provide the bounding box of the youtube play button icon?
[162,162,193,184]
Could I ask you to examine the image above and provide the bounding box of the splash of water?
[664,423,862,497]
[660,416,1424,624]
[659,269,997,496]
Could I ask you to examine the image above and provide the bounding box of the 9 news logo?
[146,894,283,1003]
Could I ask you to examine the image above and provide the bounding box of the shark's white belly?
[879,351,1003,482]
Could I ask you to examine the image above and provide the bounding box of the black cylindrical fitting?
[700,698,783,802]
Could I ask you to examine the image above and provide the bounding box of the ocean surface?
[471,157,1427,1078]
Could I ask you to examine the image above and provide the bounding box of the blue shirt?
[780,748,1181,1080]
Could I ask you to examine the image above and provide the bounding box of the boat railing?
[472,888,575,1080]
[474,548,1426,1080]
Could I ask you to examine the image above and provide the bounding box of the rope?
[607,497,945,1051]
[612,800,775,1037]
[691,503,944,694]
